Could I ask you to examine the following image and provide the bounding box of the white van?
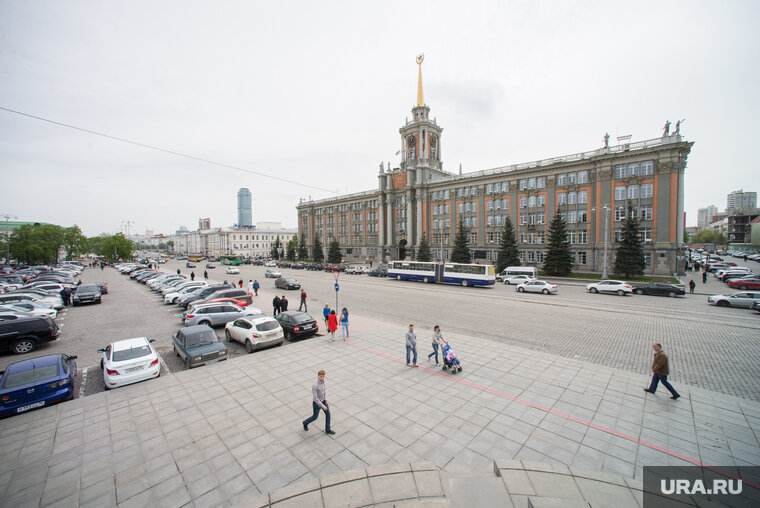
[497,266,537,284]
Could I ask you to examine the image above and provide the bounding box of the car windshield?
[285,279,296,283]
[3,365,59,389]
[186,331,218,346]
[112,345,152,362]
[256,321,279,332]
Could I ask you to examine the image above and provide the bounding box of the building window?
[528,196,536,208]
[577,230,587,244]
[501,182,509,193]
[628,185,639,199]
[537,176,545,188]
[615,209,624,221]
[557,174,566,186]
[615,186,626,200]
[578,211,587,223]
[576,252,587,264]
[568,192,576,205]
[644,253,652,267]
[528,177,536,189]
[486,183,493,194]
[577,171,588,184]
[536,251,544,263]
[470,232,477,243]
[640,207,652,220]
[520,232,527,243]
[567,210,576,223]
[558,192,566,205]
[614,164,625,179]
[568,172,577,184]
[520,213,527,225]
[578,191,587,204]
[642,228,652,243]
[641,161,654,175]
[538,195,545,207]
[520,196,527,208]
[529,213,536,225]
[537,212,545,224]
[641,183,653,198]
[519,179,528,190]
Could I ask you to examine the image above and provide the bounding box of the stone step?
[441,476,513,508]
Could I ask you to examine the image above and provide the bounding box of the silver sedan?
[516,280,558,295]
[707,291,760,308]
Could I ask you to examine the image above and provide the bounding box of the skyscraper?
[237,188,252,227]
[726,189,757,215]
[697,205,718,229]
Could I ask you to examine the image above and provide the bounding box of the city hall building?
[297,61,694,276]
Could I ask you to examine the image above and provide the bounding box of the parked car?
[323,264,342,272]
[728,278,760,291]
[206,263,215,269]
[98,337,160,389]
[516,280,558,295]
[368,267,388,277]
[191,288,253,307]
[224,316,284,353]
[0,315,61,354]
[72,284,102,306]
[225,267,240,274]
[632,283,685,297]
[306,263,324,271]
[182,302,262,327]
[274,277,301,290]
[586,280,633,296]
[186,262,196,268]
[751,301,760,314]
[206,297,249,307]
[0,353,77,418]
[264,269,282,278]
[0,293,63,311]
[164,284,208,304]
[0,303,57,319]
[707,292,760,308]
[275,311,319,339]
[172,325,229,369]
[503,274,536,285]
[345,266,366,275]
[177,284,230,308]
[264,260,278,267]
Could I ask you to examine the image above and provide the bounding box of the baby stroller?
[441,344,462,374]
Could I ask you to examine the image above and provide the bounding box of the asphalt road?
[2,257,758,400]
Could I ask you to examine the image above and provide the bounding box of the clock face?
[408,136,416,146]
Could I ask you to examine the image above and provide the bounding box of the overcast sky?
[2,1,758,237]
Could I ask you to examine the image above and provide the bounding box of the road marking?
[344,337,758,489]
[79,367,88,398]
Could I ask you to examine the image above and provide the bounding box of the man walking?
[299,289,308,311]
[302,369,335,435]
[280,295,289,311]
[688,279,696,294]
[323,303,330,329]
[273,295,281,316]
[405,324,418,367]
[191,271,195,281]
[702,271,708,284]
[204,270,208,280]
[252,279,260,296]
[644,343,680,400]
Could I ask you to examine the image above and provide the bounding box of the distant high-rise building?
[237,188,252,227]
[697,205,718,229]
[726,189,757,215]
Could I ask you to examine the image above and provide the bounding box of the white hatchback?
[225,316,284,353]
[586,280,633,296]
[99,337,161,390]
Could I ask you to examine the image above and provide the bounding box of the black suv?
[0,316,61,354]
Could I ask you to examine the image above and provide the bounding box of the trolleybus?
[387,261,495,287]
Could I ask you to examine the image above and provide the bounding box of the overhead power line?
[0,106,337,194]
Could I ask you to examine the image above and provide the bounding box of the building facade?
[297,63,694,276]
[697,205,718,229]
[726,189,757,215]
[171,222,296,259]
[237,188,252,227]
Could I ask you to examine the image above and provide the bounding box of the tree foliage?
[270,236,282,259]
[327,239,342,264]
[417,233,432,262]
[298,234,308,260]
[450,219,471,264]
[62,225,89,260]
[496,215,520,273]
[691,229,727,244]
[613,216,645,278]
[286,235,297,261]
[9,224,65,265]
[93,233,134,263]
[543,211,573,276]
[312,236,324,262]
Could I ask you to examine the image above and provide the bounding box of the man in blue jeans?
[643,343,680,400]
[405,324,417,367]
[302,370,335,434]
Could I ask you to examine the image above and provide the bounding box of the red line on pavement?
[345,339,758,488]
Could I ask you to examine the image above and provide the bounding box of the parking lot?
[2,257,759,400]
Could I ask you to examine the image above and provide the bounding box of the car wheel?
[461,280,469,287]
[185,358,191,369]
[635,289,644,295]
[225,329,231,341]
[199,320,211,327]
[97,298,102,304]
[518,287,525,292]
[739,285,748,290]
[12,338,36,354]
[668,291,676,298]
[504,280,510,285]
[542,289,549,294]
[717,300,729,307]
[590,287,598,293]
[245,340,254,354]
[617,290,625,296]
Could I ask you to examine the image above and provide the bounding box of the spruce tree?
[298,234,308,260]
[270,236,282,258]
[496,215,520,273]
[286,237,296,261]
[327,239,343,264]
[450,219,472,264]
[543,211,573,276]
[613,216,646,278]
[417,233,432,262]
[312,236,324,262]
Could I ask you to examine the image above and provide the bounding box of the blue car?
[0,354,77,418]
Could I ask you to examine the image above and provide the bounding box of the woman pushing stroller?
[427,326,462,374]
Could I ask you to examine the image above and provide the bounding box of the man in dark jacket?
[273,295,281,316]
[644,343,680,399]
[280,295,288,311]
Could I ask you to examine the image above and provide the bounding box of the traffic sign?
[334,283,339,292]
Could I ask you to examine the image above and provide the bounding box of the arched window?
[407,135,416,159]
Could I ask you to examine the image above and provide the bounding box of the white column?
[416,192,423,246]
[378,195,385,247]
[406,191,413,245]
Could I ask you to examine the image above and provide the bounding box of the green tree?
[298,234,308,260]
[327,239,342,264]
[417,233,432,262]
[543,211,573,276]
[286,235,297,261]
[450,219,472,263]
[496,215,520,273]
[270,236,282,258]
[691,229,727,244]
[62,225,88,260]
[96,233,133,263]
[10,224,65,264]
[166,240,174,253]
[312,235,324,262]
[613,216,645,278]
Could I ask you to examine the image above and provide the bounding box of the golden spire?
[416,54,425,106]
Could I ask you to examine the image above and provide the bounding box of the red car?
[728,278,760,290]
[323,265,342,272]
[206,297,248,307]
